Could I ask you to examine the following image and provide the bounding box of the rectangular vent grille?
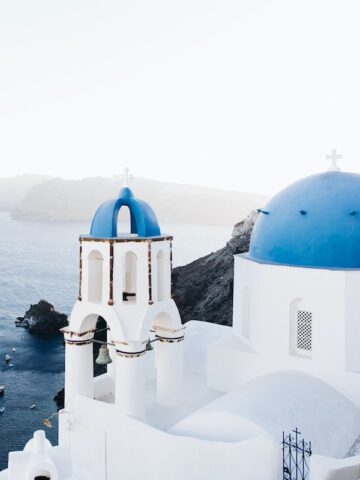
[296,310,312,352]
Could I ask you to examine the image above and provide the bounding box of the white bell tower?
[61,169,184,424]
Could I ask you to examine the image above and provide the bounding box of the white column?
[64,330,94,404]
[114,341,147,420]
[155,328,184,407]
[58,410,71,447]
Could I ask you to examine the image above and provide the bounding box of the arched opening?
[92,315,117,402]
[290,299,312,358]
[66,312,118,405]
[93,316,109,377]
[117,205,133,236]
[88,250,103,303]
[157,250,166,301]
[241,287,250,339]
[34,477,51,480]
[123,251,137,303]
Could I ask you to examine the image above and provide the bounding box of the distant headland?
[0,175,268,226]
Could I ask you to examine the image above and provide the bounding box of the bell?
[146,340,153,351]
[96,344,113,365]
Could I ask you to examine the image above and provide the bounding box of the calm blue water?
[0,212,230,469]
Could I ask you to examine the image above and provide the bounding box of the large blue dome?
[90,187,161,238]
[248,171,360,269]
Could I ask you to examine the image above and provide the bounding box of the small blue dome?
[90,187,161,238]
[248,171,360,269]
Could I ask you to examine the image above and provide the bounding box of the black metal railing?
[282,428,312,480]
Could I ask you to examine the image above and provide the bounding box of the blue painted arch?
[90,187,161,238]
[248,171,360,269]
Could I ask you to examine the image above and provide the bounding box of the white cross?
[120,167,133,187]
[326,148,342,171]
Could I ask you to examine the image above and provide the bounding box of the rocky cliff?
[172,211,257,326]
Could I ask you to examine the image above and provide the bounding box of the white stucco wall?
[311,454,360,480]
[209,255,360,407]
[59,395,282,480]
[344,272,360,373]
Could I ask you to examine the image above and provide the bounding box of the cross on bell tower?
[121,167,133,187]
[326,148,342,172]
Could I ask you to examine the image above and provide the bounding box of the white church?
[3,156,360,480]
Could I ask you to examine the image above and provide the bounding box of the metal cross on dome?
[121,167,133,187]
[326,148,342,171]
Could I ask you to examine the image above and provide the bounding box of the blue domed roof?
[90,187,161,238]
[248,171,360,269]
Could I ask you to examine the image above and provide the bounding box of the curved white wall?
[60,396,282,480]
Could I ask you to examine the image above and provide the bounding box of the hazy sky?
[1,0,359,194]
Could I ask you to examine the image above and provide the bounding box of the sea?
[0,212,231,470]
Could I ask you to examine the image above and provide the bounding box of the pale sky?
[1,0,360,195]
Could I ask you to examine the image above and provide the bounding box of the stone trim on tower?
[114,339,147,357]
[78,240,83,301]
[170,240,174,298]
[108,241,114,305]
[79,235,173,243]
[148,241,153,304]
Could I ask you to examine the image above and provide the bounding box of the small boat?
[4,354,11,362]
[12,348,16,352]
[0,407,5,414]
[30,402,36,410]
[8,364,13,368]
[42,418,53,429]
[0,386,4,395]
